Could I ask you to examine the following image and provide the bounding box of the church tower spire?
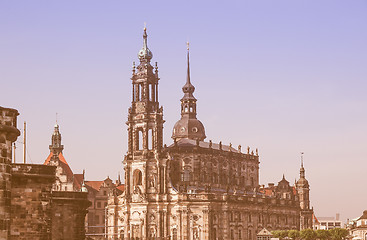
[296,152,313,229]
[172,43,206,141]
[124,27,165,198]
[127,27,164,154]
[49,123,64,155]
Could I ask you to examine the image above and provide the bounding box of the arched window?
[140,84,144,100]
[137,84,141,101]
[148,129,153,150]
[133,170,142,186]
[138,130,143,150]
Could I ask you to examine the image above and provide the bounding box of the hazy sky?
[1,1,366,223]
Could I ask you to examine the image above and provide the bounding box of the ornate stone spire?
[300,152,305,179]
[138,27,153,63]
[49,123,64,155]
[172,43,206,141]
[297,152,309,187]
[182,42,196,101]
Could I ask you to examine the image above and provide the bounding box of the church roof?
[168,138,239,153]
[85,181,104,192]
[73,173,84,189]
[44,152,74,180]
[116,184,125,192]
[257,228,272,236]
[358,210,367,220]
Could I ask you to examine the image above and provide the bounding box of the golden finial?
[187,41,190,50]
[144,22,147,31]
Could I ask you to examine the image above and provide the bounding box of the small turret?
[49,123,64,155]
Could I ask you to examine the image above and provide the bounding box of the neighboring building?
[350,210,367,240]
[107,28,314,240]
[257,228,273,240]
[313,213,342,230]
[84,177,124,240]
[0,106,90,240]
[43,124,125,240]
[44,123,83,191]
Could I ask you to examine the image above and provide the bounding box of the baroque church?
[107,28,313,240]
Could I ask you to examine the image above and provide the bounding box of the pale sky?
[1,1,366,223]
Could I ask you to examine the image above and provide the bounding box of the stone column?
[0,107,20,240]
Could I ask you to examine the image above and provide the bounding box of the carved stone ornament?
[148,174,156,188]
[132,186,144,202]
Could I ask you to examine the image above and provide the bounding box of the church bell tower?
[125,27,164,197]
[296,153,314,229]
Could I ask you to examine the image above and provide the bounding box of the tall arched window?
[138,130,143,150]
[148,129,153,150]
[137,84,141,101]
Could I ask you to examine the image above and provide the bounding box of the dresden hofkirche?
[107,28,314,240]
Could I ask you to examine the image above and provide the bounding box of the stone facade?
[10,163,55,239]
[0,106,90,240]
[51,191,90,240]
[84,177,123,239]
[106,29,313,240]
[0,106,20,239]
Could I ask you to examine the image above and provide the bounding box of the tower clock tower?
[296,153,314,229]
[122,27,168,239]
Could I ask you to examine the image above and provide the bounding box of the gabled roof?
[44,152,74,180]
[313,214,320,224]
[358,210,367,220]
[73,173,84,190]
[85,181,104,192]
[257,228,272,236]
[116,184,125,192]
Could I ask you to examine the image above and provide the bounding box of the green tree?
[300,229,317,240]
[329,228,349,240]
[316,229,331,240]
[272,230,289,240]
[288,230,300,240]
[272,230,282,239]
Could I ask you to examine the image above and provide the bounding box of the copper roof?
[85,181,104,191]
[73,173,84,189]
[44,152,74,181]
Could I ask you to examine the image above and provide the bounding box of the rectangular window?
[97,202,101,208]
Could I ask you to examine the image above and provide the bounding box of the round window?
[192,127,198,133]
[180,127,185,132]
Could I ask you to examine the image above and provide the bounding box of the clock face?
[192,127,198,133]
[180,127,186,133]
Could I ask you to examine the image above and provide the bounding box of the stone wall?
[0,107,20,239]
[51,191,90,240]
[10,163,55,240]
